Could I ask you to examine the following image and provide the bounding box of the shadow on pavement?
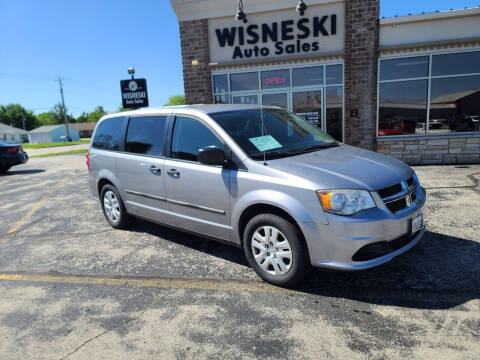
[129,220,480,310]
[1,169,45,176]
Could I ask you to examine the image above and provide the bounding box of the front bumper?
[302,187,426,270]
[20,152,28,164]
[3,151,28,167]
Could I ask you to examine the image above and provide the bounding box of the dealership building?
[170,0,480,164]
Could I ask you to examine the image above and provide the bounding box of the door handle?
[167,169,180,176]
[149,166,161,174]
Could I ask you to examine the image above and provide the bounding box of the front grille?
[377,176,419,214]
[406,177,415,187]
[386,198,407,213]
[377,183,403,198]
[352,231,420,262]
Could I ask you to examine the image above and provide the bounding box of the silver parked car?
[87,105,425,286]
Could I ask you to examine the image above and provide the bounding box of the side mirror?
[198,146,226,166]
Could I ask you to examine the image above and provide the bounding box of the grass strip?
[30,149,88,158]
[23,139,90,149]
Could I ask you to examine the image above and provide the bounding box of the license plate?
[412,213,424,234]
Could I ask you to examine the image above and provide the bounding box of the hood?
[266,145,413,190]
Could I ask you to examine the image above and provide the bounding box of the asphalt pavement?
[0,155,479,359]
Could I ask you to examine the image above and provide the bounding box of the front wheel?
[243,214,310,286]
[100,184,131,229]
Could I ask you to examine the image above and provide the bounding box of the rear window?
[92,117,126,151]
[125,116,167,157]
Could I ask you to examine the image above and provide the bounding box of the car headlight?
[317,190,376,216]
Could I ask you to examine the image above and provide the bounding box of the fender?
[231,189,329,243]
[96,168,125,199]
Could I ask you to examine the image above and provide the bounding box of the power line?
[0,72,117,95]
[0,72,55,79]
[63,77,117,94]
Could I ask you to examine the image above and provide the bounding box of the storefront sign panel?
[208,3,344,63]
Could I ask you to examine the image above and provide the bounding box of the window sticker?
[249,135,282,152]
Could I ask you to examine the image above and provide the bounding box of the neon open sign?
[264,76,287,85]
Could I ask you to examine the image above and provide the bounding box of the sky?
[0,0,478,117]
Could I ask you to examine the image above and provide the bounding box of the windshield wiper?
[250,143,339,160]
[250,150,299,159]
[292,143,340,154]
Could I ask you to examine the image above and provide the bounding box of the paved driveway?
[0,155,479,359]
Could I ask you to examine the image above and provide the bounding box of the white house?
[28,125,80,143]
[0,123,28,144]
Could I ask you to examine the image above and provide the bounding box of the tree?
[164,95,185,106]
[36,103,75,126]
[86,106,107,123]
[36,112,58,126]
[53,103,76,124]
[0,104,38,131]
[76,112,89,123]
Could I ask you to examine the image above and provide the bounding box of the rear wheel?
[243,213,310,286]
[100,184,131,229]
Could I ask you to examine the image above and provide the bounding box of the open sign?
[264,76,287,85]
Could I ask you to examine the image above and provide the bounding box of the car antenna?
[260,106,267,166]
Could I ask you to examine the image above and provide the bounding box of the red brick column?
[179,19,213,104]
[344,0,379,150]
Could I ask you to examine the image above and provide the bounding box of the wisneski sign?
[208,4,344,63]
[216,16,337,59]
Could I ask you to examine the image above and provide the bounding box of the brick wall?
[378,136,480,165]
[344,0,379,151]
[179,19,213,104]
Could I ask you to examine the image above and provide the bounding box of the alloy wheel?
[251,225,293,276]
[103,190,120,223]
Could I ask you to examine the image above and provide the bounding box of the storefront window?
[378,80,428,136]
[212,63,344,141]
[326,86,343,141]
[379,56,429,81]
[213,75,228,93]
[214,94,230,104]
[261,69,290,89]
[431,51,480,76]
[378,51,480,136]
[429,75,480,133]
[292,66,323,87]
[326,64,343,85]
[230,72,259,91]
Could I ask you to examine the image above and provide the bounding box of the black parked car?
[0,142,28,173]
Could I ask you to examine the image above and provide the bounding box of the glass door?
[292,89,323,128]
[232,93,259,105]
[262,92,288,109]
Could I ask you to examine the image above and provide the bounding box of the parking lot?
[0,154,479,359]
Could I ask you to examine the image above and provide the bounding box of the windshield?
[210,108,338,159]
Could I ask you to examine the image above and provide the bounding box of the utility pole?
[56,76,72,141]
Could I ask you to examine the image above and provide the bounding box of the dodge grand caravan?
[88,105,426,286]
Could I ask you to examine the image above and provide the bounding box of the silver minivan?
[87,105,425,286]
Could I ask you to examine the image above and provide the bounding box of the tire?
[243,213,310,286]
[0,166,10,174]
[100,184,132,229]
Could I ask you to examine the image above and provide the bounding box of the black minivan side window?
[92,117,125,151]
[171,117,223,162]
[125,116,167,157]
